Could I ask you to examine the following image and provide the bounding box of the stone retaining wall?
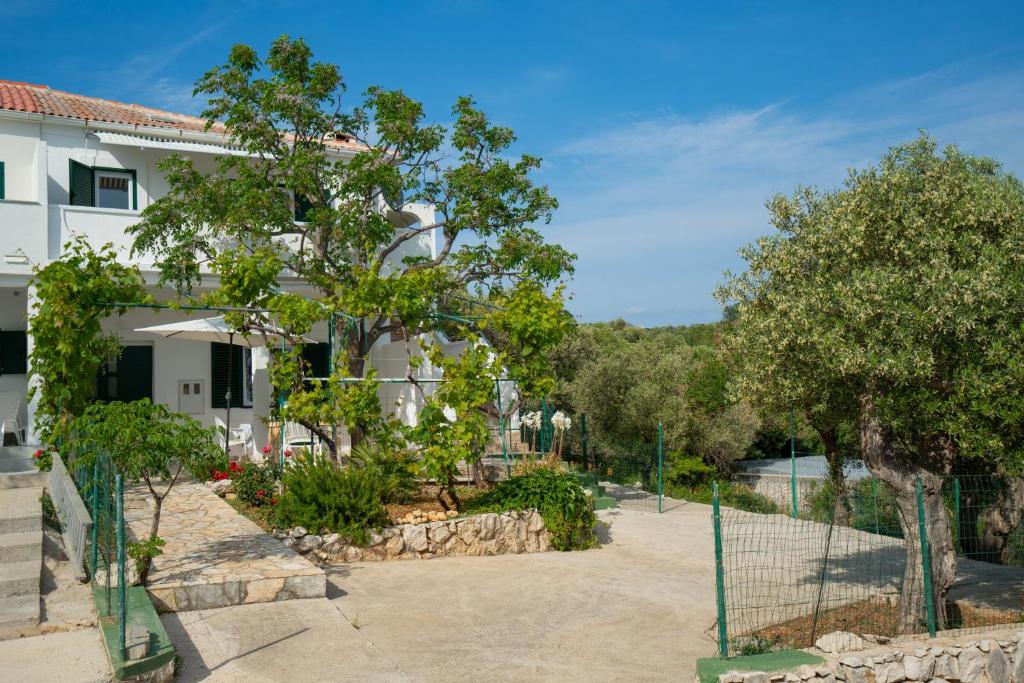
[279,509,552,563]
[731,474,822,514]
[716,628,1024,682]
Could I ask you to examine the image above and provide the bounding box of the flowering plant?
[32,448,53,472]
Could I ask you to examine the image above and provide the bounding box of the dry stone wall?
[277,509,552,563]
[716,629,1024,683]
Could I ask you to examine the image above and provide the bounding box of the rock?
[271,529,287,540]
[1013,641,1024,683]
[322,533,340,546]
[739,673,769,683]
[987,646,1010,683]
[902,655,933,680]
[979,639,992,653]
[839,657,863,669]
[290,526,307,538]
[446,510,459,518]
[957,646,985,683]
[862,634,891,645]
[872,663,905,683]
[815,631,869,654]
[283,536,297,548]
[431,523,451,544]
[718,672,744,683]
[209,479,232,496]
[296,534,322,553]
[405,523,428,552]
[225,492,237,501]
[841,667,869,683]
[933,654,958,680]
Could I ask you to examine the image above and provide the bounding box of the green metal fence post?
[789,408,798,518]
[712,481,729,658]
[89,457,100,578]
[581,415,589,471]
[115,473,127,658]
[657,422,664,513]
[916,476,937,637]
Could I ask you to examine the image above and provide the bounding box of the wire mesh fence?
[713,471,1024,657]
[67,444,128,660]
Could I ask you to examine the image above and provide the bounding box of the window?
[211,343,253,409]
[69,160,136,210]
[95,170,132,209]
[95,346,153,402]
[0,161,5,200]
[0,331,27,375]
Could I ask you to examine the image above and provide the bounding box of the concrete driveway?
[166,504,720,682]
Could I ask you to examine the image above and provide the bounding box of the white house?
[0,78,476,451]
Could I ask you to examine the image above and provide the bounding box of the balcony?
[0,200,47,276]
[48,204,155,267]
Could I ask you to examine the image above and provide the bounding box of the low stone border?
[712,628,1024,682]
[276,509,552,562]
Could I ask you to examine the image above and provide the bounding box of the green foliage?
[192,452,230,483]
[349,442,419,504]
[28,237,147,442]
[232,461,282,507]
[31,448,52,472]
[719,134,1024,473]
[128,35,575,461]
[666,452,716,488]
[127,537,166,577]
[804,478,903,537]
[667,481,779,514]
[275,456,388,543]
[66,400,222,484]
[65,399,223,583]
[466,469,598,550]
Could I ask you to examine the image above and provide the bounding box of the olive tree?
[719,135,1024,632]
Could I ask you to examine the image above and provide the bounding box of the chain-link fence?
[712,472,1024,657]
[68,444,128,660]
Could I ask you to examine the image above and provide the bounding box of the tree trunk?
[980,479,1024,564]
[344,323,369,450]
[859,395,956,634]
[819,427,850,526]
[139,497,163,585]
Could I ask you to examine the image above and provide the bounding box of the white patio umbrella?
[135,315,310,458]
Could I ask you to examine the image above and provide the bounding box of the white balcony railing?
[48,204,153,266]
[0,200,47,272]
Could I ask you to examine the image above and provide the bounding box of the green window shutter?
[0,331,27,375]
[0,161,5,200]
[211,342,244,409]
[117,346,153,402]
[301,343,330,379]
[69,160,94,206]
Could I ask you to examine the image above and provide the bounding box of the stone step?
[0,593,40,635]
[0,532,41,564]
[0,559,40,598]
[0,487,42,535]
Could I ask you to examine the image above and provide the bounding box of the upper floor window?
[70,160,137,210]
[0,161,5,200]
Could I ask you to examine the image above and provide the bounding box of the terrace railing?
[49,452,93,581]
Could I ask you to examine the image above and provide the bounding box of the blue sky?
[3,1,1024,325]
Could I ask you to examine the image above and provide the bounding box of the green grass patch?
[696,651,823,683]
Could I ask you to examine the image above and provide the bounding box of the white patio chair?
[283,421,318,455]
[0,391,27,446]
[214,416,255,460]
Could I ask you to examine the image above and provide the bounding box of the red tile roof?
[0,79,362,151]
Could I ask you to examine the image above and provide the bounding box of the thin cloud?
[549,65,1024,327]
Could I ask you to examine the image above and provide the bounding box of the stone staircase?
[572,472,618,510]
[0,486,42,637]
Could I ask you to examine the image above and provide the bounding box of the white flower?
[551,411,572,432]
[522,411,542,430]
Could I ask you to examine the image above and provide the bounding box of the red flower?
[257,489,266,497]
[33,449,42,459]
[271,497,278,506]
[262,445,271,454]
[284,449,293,458]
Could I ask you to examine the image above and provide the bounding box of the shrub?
[665,480,779,514]
[32,448,52,472]
[466,468,598,551]
[274,456,388,544]
[232,461,281,508]
[805,477,902,536]
[194,452,230,483]
[666,452,715,487]
[349,441,419,503]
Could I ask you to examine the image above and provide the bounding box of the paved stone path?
[123,480,325,611]
[164,505,721,681]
